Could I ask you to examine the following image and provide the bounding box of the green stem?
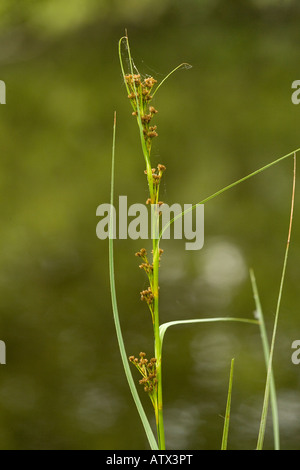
[256,154,296,450]
[250,269,280,450]
[221,358,235,450]
[152,206,166,450]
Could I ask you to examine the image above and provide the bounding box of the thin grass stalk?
[151,62,192,98]
[256,154,296,450]
[221,358,235,450]
[151,199,165,448]
[159,148,300,241]
[152,226,165,449]
[250,269,280,450]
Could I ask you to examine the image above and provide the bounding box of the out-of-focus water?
[0,1,300,450]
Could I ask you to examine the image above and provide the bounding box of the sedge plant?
[108,33,298,450]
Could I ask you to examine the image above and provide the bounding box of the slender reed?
[256,154,296,450]
[221,358,235,450]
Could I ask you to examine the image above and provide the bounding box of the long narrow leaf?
[159,317,259,349]
[221,358,235,450]
[108,112,158,450]
[159,148,300,241]
[151,62,192,98]
[250,269,280,450]
[256,154,296,450]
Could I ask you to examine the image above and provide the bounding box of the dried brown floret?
[149,106,158,114]
[128,352,158,396]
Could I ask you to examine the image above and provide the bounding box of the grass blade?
[159,148,300,241]
[108,112,158,450]
[221,358,235,450]
[151,62,192,98]
[256,154,296,450]
[159,317,259,349]
[250,269,280,450]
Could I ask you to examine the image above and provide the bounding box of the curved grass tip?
[118,33,192,98]
[152,62,192,97]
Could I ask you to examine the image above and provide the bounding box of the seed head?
[140,287,154,303]
[133,74,141,84]
[149,106,158,114]
[148,130,158,138]
[141,114,152,123]
[135,248,147,258]
[143,77,157,88]
[157,164,166,173]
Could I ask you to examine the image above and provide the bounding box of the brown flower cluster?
[124,74,159,155]
[135,248,153,275]
[144,163,166,206]
[144,164,166,188]
[135,248,164,322]
[129,352,157,394]
[140,287,154,304]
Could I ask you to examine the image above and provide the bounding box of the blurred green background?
[0,0,300,450]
